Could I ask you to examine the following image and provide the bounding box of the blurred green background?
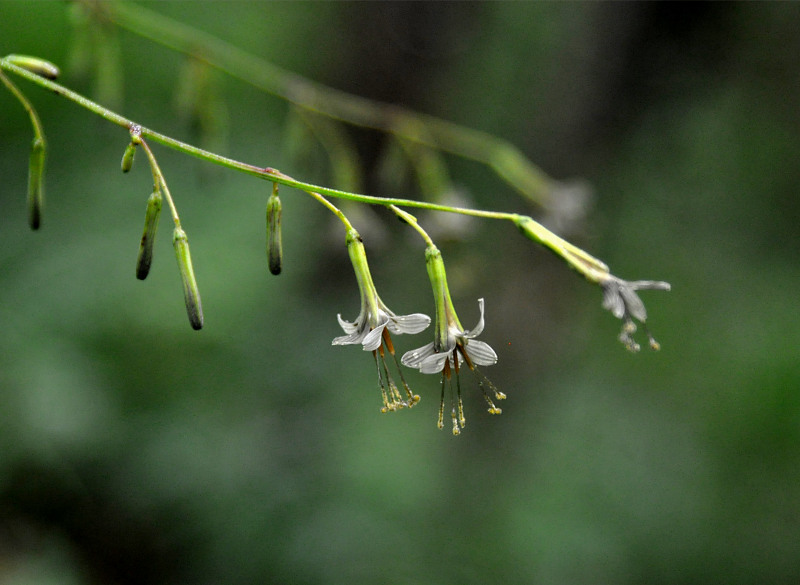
[2,2,800,584]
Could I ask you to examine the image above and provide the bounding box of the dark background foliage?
[2,3,799,584]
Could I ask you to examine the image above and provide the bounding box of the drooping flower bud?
[135,188,162,280]
[173,227,204,330]
[120,141,137,173]
[6,55,60,80]
[266,183,282,275]
[27,137,45,230]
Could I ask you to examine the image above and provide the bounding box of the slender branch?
[303,188,355,232]
[0,57,519,213]
[0,69,46,144]
[138,137,180,227]
[0,55,611,284]
[103,0,567,211]
[389,205,435,248]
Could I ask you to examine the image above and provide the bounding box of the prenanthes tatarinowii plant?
[0,8,670,434]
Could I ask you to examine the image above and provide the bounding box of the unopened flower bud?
[266,184,282,275]
[120,141,137,173]
[6,54,60,80]
[28,137,45,230]
[135,189,162,280]
[173,227,204,330]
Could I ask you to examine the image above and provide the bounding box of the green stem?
[138,137,180,227]
[0,68,46,147]
[305,190,354,232]
[104,0,560,210]
[0,56,610,284]
[0,58,510,217]
[389,205,435,248]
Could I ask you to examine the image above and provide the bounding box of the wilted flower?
[401,245,504,435]
[601,275,671,352]
[333,229,431,412]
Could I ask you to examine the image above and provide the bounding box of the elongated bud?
[266,183,282,275]
[120,141,137,173]
[28,137,45,230]
[173,227,204,330]
[136,189,162,280]
[6,55,60,80]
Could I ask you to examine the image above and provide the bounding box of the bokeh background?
[2,3,800,584]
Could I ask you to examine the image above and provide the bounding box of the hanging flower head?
[333,229,431,412]
[600,275,671,352]
[401,244,504,435]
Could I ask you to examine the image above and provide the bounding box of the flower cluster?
[334,236,502,434]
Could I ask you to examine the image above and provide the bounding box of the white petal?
[465,298,486,338]
[332,330,366,345]
[465,339,497,366]
[602,283,625,319]
[419,352,450,374]
[401,342,436,368]
[389,313,431,335]
[336,313,360,334]
[361,325,386,352]
[620,286,647,322]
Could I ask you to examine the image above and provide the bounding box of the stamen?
[643,323,661,351]
[453,352,466,429]
[382,328,396,354]
[378,345,406,410]
[372,350,392,413]
[438,373,446,430]
[474,369,503,415]
[619,317,641,352]
[386,332,420,406]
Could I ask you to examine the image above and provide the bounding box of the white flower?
[333,229,430,412]
[601,276,671,352]
[333,299,430,352]
[401,298,497,374]
[401,245,504,435]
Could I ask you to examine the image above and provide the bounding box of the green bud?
[6,54,60,80]
[120,141,137,173]
[173,227,204,330]
[135,189,162,280]
[28,137,45,230]
[266,184,282,275]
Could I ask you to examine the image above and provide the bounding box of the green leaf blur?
[1,3,799,584]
